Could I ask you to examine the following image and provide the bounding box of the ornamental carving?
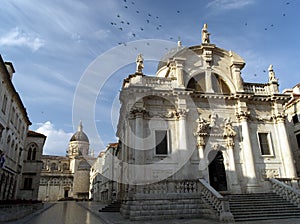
[223,117,236,138]
[236,110,250,121]
[261,169,279,179]
[194,116,209,136]
[129,106,147,118]
[175,108,189,119]
[272,112,286,123]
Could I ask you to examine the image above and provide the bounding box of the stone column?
[129,106,146,186]
[196,136,206,178]
[226,138,241,193]
[174,58,185,88]
[274,113,297,178]
[237,111,258,192]
[178,109,188,150]
[177,108,188,178]
[205,67,214,93]
[231,65,243,92]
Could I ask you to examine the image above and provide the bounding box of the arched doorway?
[208,150,228,191]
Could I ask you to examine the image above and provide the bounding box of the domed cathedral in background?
[38,121,94,201]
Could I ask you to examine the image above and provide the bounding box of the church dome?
[69,121,89,143]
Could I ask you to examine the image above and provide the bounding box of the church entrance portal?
[208,150,228,191]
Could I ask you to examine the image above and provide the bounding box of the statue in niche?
[201,23,210,44]
[136,54,144,74]
[195,116,208,134]
[223,117,236,137]
[268,64,277,82]
[209,112,218,129]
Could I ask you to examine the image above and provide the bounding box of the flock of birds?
[109,0,181,47]
[108,0,292,78]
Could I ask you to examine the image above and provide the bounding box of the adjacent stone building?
[0,55,32,200]
[90,143,118,202]
[113,25,297,220]
[17,130,46,200]
[38,122,94,201]
[285,84,300,176]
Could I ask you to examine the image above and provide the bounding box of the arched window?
[187,73,231,94]
[63,163,68,171]
[51,163,57,171]
[27,148,32,160]
[27,143,37,160]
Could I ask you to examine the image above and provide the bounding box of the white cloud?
[206,0,255,11]
[35,121,73,156]
[0,27,44,51]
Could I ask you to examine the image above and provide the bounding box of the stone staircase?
[227,193,300,222]
[99,200,121,212]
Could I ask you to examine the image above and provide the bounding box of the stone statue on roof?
[202,23,210,44]
[136,54,144,74]
[268,64,277,82]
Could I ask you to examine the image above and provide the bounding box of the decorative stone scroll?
[261,169,280,179]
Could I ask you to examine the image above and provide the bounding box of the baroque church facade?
[38,122,93,201]
[113,24,298,220]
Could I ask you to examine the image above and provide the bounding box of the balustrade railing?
[198,179,233,221]
[142,77,173,89]
[243,83,269,95]
[269,178,300,207]
[136,180,199,194]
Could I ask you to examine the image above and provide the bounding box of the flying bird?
[146,19,150,23]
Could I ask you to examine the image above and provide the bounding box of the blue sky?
[0,0,299,156]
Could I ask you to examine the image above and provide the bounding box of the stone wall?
[121,193,217,221]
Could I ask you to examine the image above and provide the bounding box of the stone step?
[229,202,293,207]
[230,205,297,211]
[99,201,121,212]
[227,193,300,222]
[231,208,300,215]
[234,213,300,222]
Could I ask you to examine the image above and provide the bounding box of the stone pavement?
[77,201,300,224]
